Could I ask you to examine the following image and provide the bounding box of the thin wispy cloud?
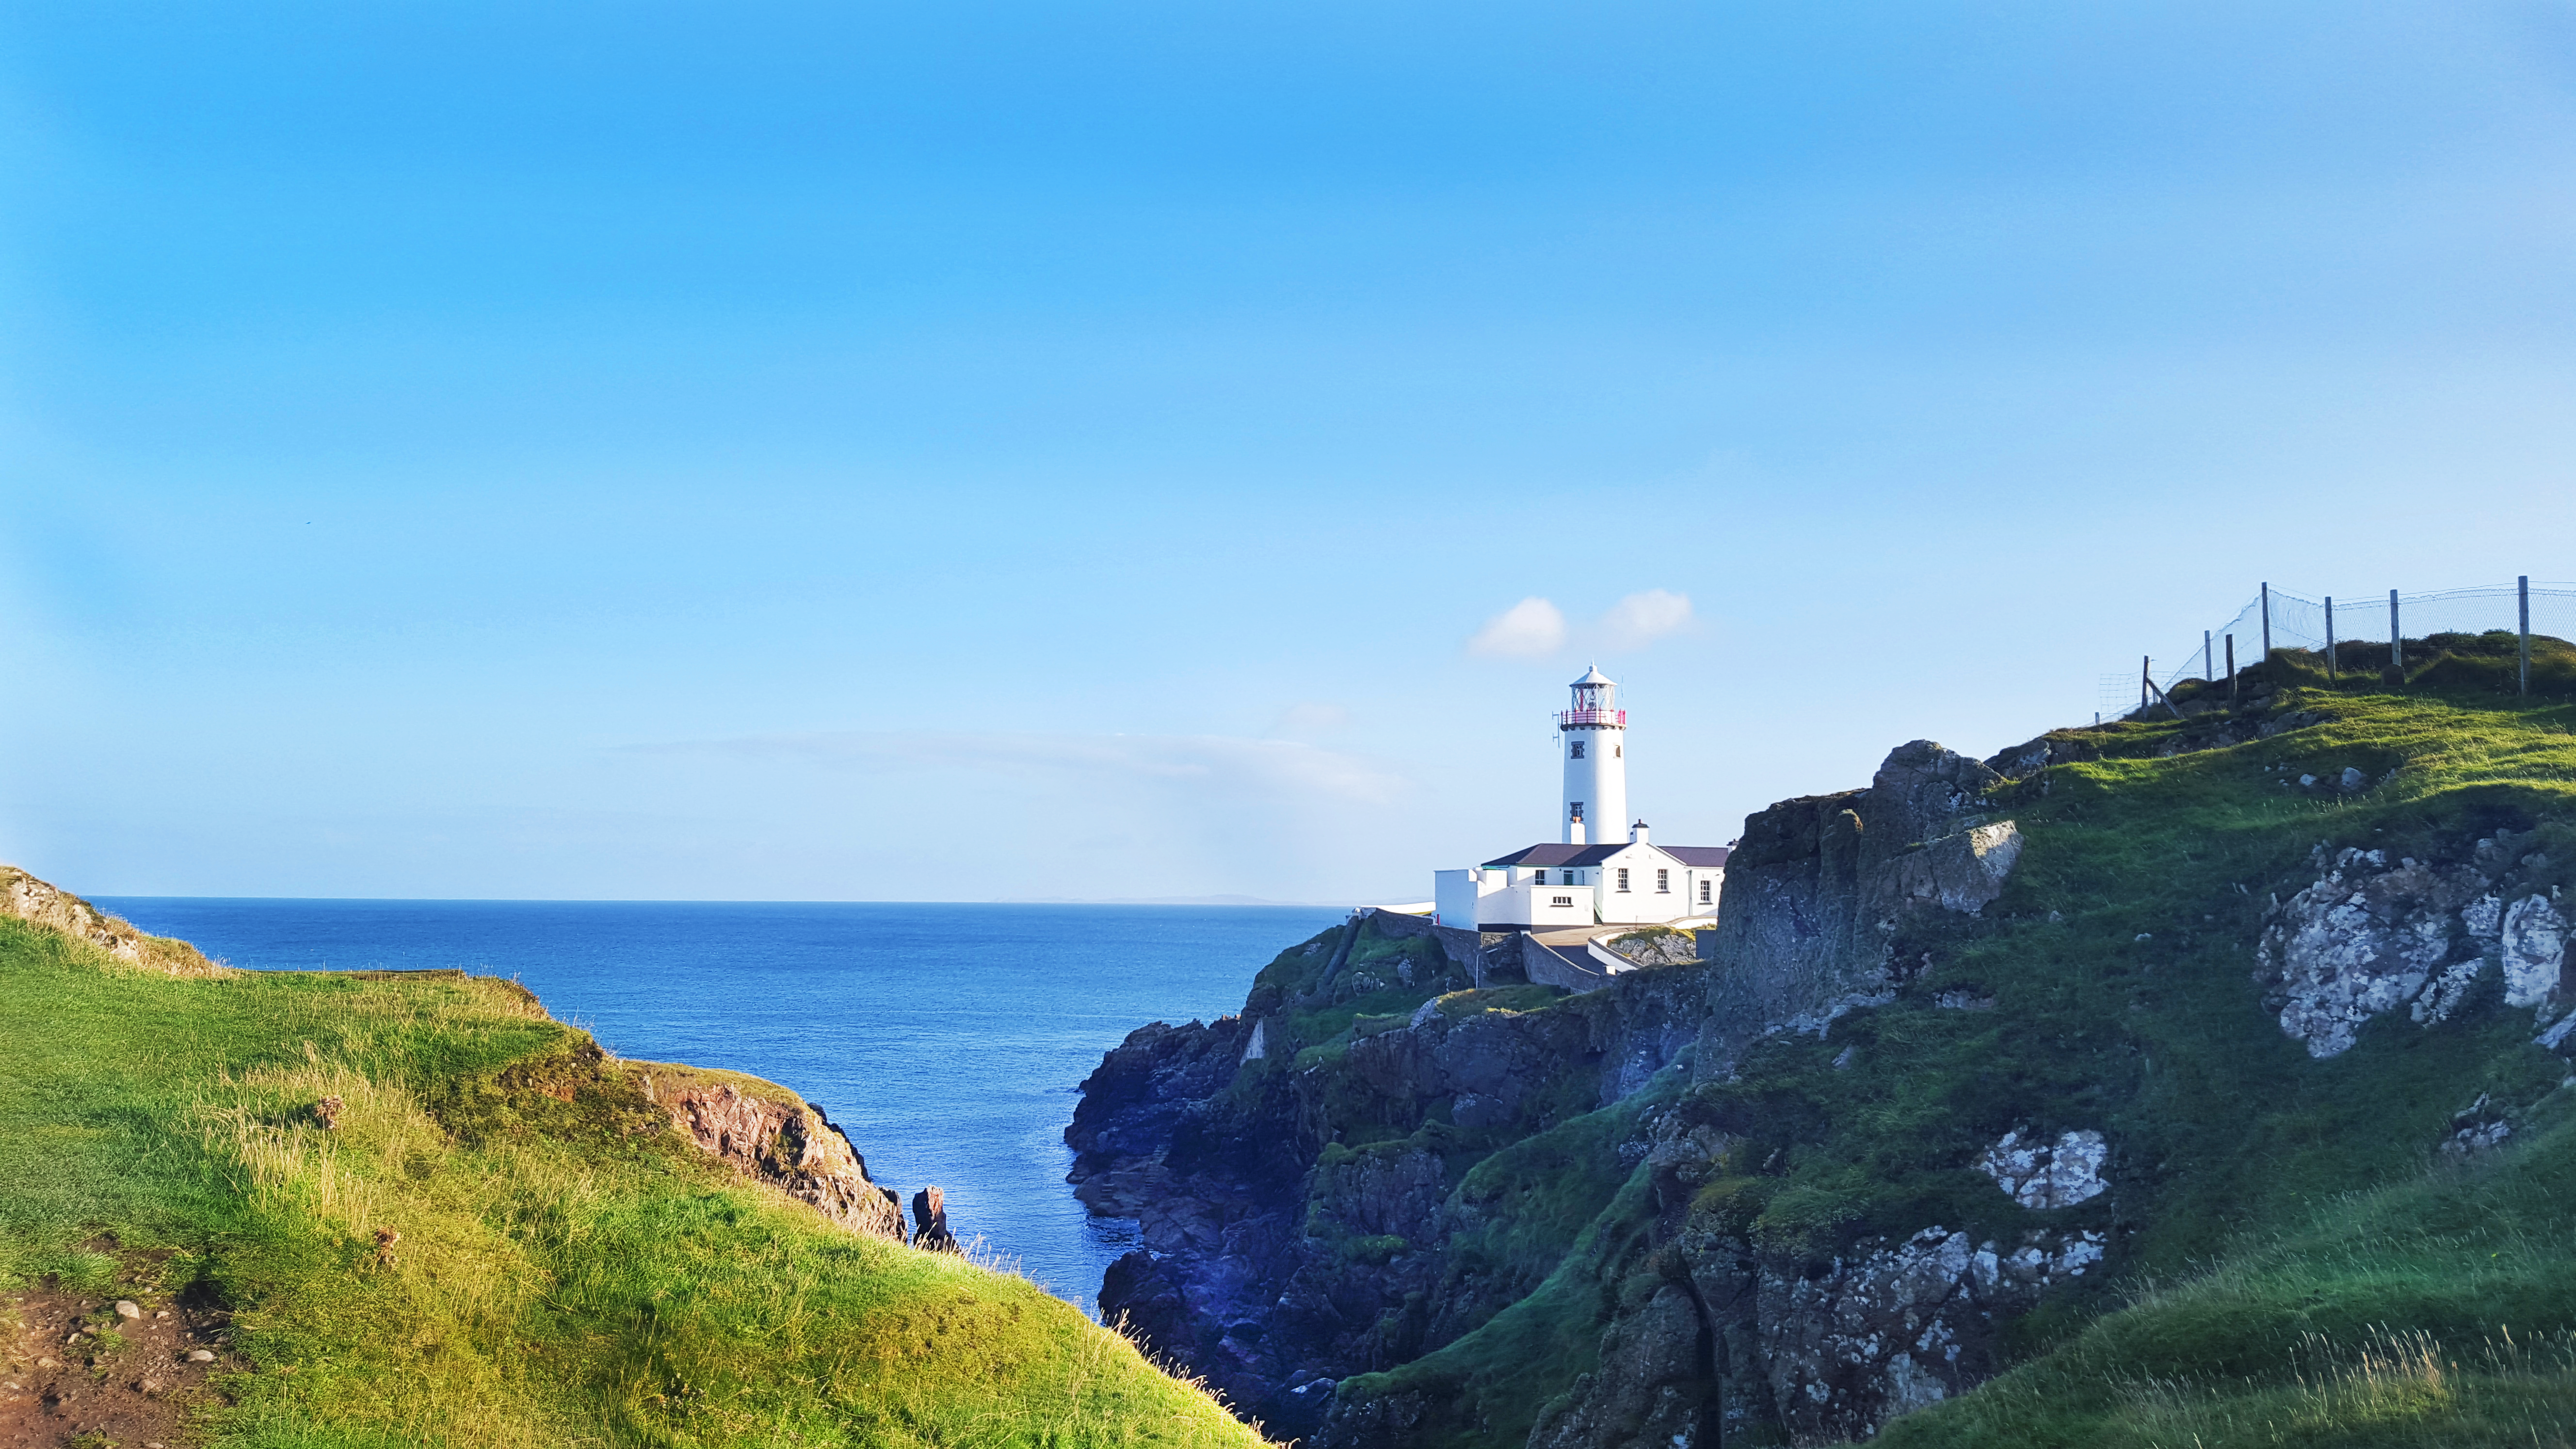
[1465,590,1696,660]
[626,730,1414,806]
[1467,597,1568,658]
[1269,702,1351,739]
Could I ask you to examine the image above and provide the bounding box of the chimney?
[1629,820,1649,844]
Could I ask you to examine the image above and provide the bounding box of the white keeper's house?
[1433,668,1730,932]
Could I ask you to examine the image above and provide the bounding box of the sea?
[92,898,1344,1315]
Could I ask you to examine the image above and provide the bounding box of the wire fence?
[2095,578,2576,719]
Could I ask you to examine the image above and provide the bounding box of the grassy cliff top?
[0,888,1262,1448]
[1318,643,2576,1445]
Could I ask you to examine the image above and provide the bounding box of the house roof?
[1481,843,1587,868]
[1480,842,1731,869]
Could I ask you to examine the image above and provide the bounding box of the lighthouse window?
[1616,868,1630,893]
[1569,741,1584,759]
[1656,869,1670,894]
[1569,802,1584,823]
[1615,745,1622,757]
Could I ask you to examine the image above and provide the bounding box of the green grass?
[1301,646,2576,1445]
[1882,1107,2576,1448]
[0,912,1263,1448]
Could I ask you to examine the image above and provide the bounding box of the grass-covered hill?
[0,887,1264,1448]
[1070,634,2576,1448]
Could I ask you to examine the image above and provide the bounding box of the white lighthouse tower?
[1559,666,1628,846]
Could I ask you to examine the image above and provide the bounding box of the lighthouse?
[1432,665,1726,939]
[1559,666,1627,846]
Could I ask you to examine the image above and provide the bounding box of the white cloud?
[1596,589,1695,651]
[1467,596,1568,658]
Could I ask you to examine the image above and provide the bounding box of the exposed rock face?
[1739,1225,2105,1444]
[1695,741,2021,1079]
[2503,895,2569,1007]
[1527,1285,1713,1449]
[650,1079,906,1241]
[0,865,219,975]
[1067,930,1710,1436]
[1976,1129,2109,1209]
[912,1186,958,1252]
[1601,928,1705,968]
[2257,838,2566,1057]
[1071,740,2047,1446]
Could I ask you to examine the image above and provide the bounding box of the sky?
[3,1,2574,903]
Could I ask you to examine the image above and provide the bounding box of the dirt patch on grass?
[2,1281,232,1449]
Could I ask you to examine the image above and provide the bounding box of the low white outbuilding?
[1433,668,1728,932]
[1436,822,1727,930]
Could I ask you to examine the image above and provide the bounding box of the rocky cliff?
[0,865,219,976]
[1069,663,2576,1447]
[642,1067,912,1242]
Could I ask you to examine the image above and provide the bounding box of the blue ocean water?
[93,898,1339,1313]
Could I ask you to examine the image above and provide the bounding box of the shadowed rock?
[912,1186,958,1252]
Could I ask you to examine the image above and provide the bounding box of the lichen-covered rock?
[1976,1129,2109,1209]
[2502,895,2568,1007]
[2257,849,2490,1056]
[1742,1225,2103,1445]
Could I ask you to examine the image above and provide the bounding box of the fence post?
[2391,589,2403,675]
[2226,633,2237,708]
[2261,581,2271,662]
[2520,575,2531,695]
[2204,630,2213,683]
[2326,596,2337,679]
[2141,655,2150,714]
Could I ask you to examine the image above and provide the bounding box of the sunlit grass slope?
[0,912,1263,1448]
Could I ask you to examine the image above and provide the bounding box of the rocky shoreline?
[1064,708,2576,1447]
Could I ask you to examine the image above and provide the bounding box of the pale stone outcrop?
[1977,1128,2109,1209]
[645,1077,907,1241]
[2258,850,2488,1056]
[2257,844,2567,1057]
[2502,895,2568,1008]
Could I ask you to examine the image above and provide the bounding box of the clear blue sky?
[4,1,2573,903]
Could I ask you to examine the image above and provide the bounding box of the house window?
[1616,868,1630,892]
[1551,895,1574,909]
[1699,879,1712,905]
[1657,869,1670,893]
[1534,869,1547,886]
[1569,740,1585,759]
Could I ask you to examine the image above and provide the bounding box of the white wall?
[1434,868,1482,929]
[1477,881,1596,929]
[1561,724,1628,845]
